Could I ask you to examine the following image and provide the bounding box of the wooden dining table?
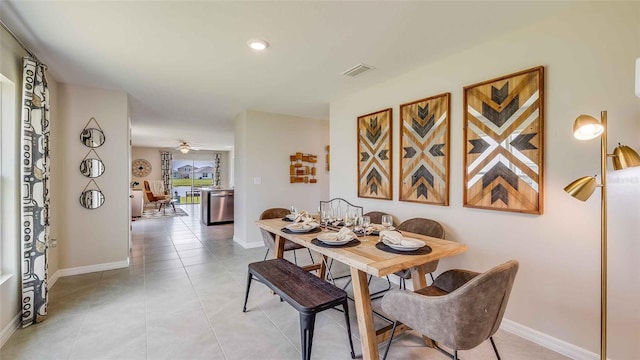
[256,218,468,360]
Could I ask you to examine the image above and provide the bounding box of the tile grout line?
[179,214,230,360]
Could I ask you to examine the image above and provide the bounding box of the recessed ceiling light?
[247,39,269,51]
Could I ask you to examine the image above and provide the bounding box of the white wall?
[330,3,639,359]
[55,84,130,270]
[130,146,163,190]
[234,110,329,247]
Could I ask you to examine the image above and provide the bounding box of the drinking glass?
[381,214,393,230]
[344,209,355,227]
[290,205,298,217]
[353,216,363,233]
[321,209,331,227]
[362,216,371,236]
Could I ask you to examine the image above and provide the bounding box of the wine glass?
[353,216,363,234]
[321,209,330,227]
[381,214,393,230]
[344,209,355,227]
[362,216,371,236]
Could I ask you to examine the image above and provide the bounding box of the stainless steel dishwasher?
[201,189,234,225]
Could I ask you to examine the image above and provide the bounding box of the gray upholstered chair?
[395,218,445,290]
[259,208,312,264]
[381,260,519,360]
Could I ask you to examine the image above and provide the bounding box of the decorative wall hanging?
[21,57,50,327]
[289,152,317,183]
[463,66,544,214]
[399,93,450,205]
[80,179,105,209]
[357,108,392,200]
[80,149,105,178]
[131,158,152,177]
[80,117,105,148]
[325,145,330,172]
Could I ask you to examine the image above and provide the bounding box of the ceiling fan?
[176,141,200,154]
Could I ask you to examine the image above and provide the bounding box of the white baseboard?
[233,235,264,249]
[48,270,60,288]
[501,318,600,360]
[54,260,129,278]
[0,313,20,349]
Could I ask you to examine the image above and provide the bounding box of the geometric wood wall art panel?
[399,93,450,205]
[463,66,544,214]
[357,108,392,200]
[289,152,317,183]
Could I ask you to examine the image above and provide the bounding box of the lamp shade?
[612,144,640,170]
[564,175,597,201]
[178,143,190,154]
[573,115,604,140]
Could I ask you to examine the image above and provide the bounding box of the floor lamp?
[563,111,640,360]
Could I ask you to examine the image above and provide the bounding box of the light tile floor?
[1,205,571,360]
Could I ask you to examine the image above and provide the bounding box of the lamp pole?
[599,111,607,360]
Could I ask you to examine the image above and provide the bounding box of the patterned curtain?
[214,153,221,188]
[161,151,172,196]
[21,57,50,327]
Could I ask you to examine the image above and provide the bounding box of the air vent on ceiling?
[341,63,373,77]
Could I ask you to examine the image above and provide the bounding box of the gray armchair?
[381,260,519,360]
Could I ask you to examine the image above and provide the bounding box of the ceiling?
[1,1,570,150]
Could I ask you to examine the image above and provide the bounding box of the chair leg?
[307,248,315,263]
[341,301,356,359]
[242,272,253,312]
[399,277,405,290]
[263,248,270,261]
[490,336,501,360]
[300,313,316,360]
[429,272,435,283]
[293,249,298,265]
[370,276,393,300]
[453,350,458,360]
[382,320,398,360]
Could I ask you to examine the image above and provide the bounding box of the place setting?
[281,208,322,234]
[311,227,360,248]
[375,230,432,255]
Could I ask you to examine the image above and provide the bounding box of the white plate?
[382,237,425,251]
[285,223,317,233]
[317,233,353,245]
[285,214,297,220]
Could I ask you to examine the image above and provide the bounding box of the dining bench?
[243,258,356,360]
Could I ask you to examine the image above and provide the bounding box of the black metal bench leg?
[300,313,316,360]
[341,301,356,359]
[242,272,253,312]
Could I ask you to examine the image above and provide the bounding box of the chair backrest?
[319,198,363,219]
[363,211,385,224]
[259,208,290,249]
[396,218,444,274]
[397,218,445,239]
[431,260,519,350]
[143,181,157,203]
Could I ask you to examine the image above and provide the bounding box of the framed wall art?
[357,108,392,200]
[399,92,450,205]
[463,66,544,214]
